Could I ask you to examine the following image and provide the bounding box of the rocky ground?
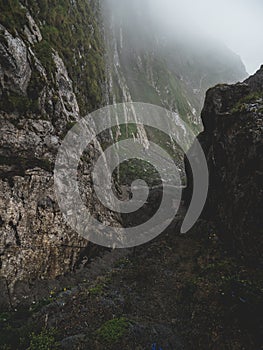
[1,207,262,349]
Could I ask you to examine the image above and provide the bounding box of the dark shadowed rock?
[184,65,263,265]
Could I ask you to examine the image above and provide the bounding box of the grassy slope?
[0,0,105,115]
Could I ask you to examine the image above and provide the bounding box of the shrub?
[29,328,59,350]
[96,317,129,344]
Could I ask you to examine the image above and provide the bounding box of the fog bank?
[107,0,263,74]
[149,0,263,74]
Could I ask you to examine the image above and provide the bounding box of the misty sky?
[150,0,263,74]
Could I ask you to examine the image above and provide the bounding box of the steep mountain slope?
[104,0,247,130]
[0,0,248,295]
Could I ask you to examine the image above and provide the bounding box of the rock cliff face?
[104,0,247,131]
[185,65,263,266]
[103,0,248,187]
[0,0,249,295]
[0,0,116,296]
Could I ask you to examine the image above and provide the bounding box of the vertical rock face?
[0,0,116,298]
[185,66,263,265]
[0,24,31,94]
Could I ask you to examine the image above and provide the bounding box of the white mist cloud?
[149,0,263,74]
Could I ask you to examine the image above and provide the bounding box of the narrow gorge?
[0,1,262,349]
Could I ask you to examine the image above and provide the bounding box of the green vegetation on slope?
[0,0,106,115]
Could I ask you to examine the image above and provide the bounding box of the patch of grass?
[231,92,263,114]
[114,158,161,187]
[1,0,106,115]
[88,276,111,297]
[88,284,104,297]
[34,40,56,81]
[96,317,129,344]
[112,123,138,141]
[27,0,106,114]
[29,328,59,350]
[0,0,27,36]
